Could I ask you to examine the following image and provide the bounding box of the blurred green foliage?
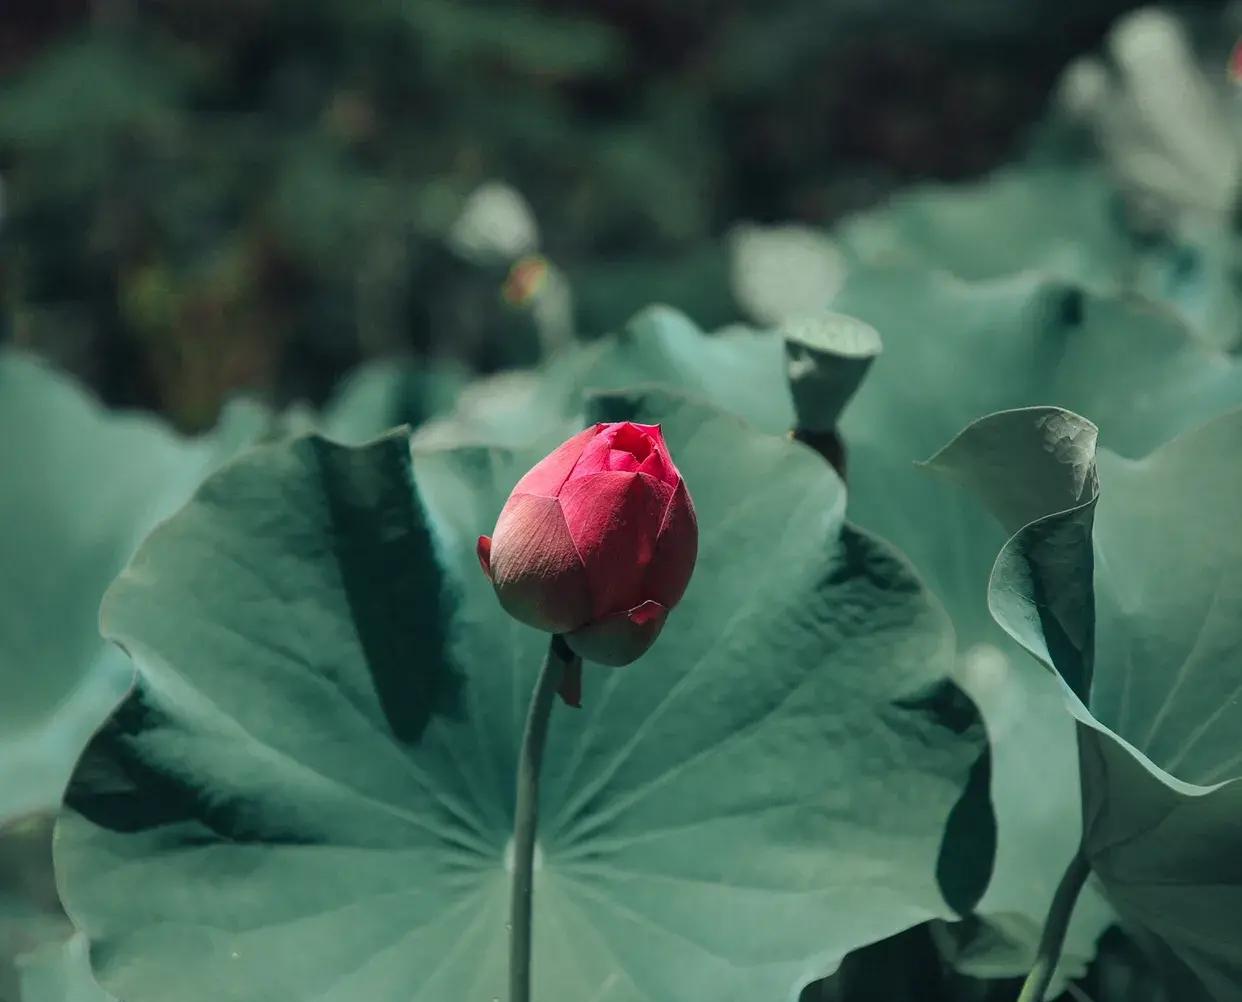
[0,0,1143,428]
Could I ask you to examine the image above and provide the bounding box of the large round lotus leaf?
[0,346,466,825]
[928,405,1242,1000]
[834,162,1242,351]
[57,390,984,1002]
[0,349,475,1001]
[829,269,1242,979]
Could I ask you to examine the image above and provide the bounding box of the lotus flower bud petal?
[557,471,671,621]
[644,479,697,609]
[484,494,592,633]
[565,601,669,667]
[511,425,597,497]
[480,422,697,668]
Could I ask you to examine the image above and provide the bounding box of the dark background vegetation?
[0,0,1208,430]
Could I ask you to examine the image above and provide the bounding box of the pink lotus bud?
[477,422,698,674]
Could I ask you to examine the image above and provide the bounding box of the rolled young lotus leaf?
[927,404,1242,1000]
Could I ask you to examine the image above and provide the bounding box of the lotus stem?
[510,635,575,1002]
[1016,849,1091,1002]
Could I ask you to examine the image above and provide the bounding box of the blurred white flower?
[1059,7,1242,232]
[728,222,846,326]
[447,181,540,264]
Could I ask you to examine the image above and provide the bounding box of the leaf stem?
[1017,849,1091,1002]
[510,635,575,1002]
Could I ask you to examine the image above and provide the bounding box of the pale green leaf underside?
[834,161,1242,351]
[931,404,1242,1000]
[0,817,110,1002]
[836,164,1131,288]
[0,351,288,999]
[58,390,980,1002]
[0,353,213,821]
[16,933,110,1002]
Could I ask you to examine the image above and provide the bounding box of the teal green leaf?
[58,390,982,1001]
[836,165,1131,288]
[928,404,1242,1000]
[576,308,790,432]
[419,304,791,449]
[830,269,1242,978]
[320,357,468,446]
[0,817,109,1002]
[16,933,108,1002]
[833,269,1242,466]
[0,352,238,823]
[0,352,279,998]
[835,162,1242,351]
[423,272,1242,980]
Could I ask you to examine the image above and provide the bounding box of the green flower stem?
[510,635,576,1002]
[1016,849,1091,1002]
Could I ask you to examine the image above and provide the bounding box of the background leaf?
[834,162,1242,352]
[417,305,792,449]
[827,270,1242,981]
[0,352,263,998]
[0,352,218,824]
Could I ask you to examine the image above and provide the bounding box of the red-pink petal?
[557,470,672,619]
[638,425,681,489]
[568,422,662,479]
[607,422,655,459]
[512,425,601,498]
[606,448,642,472]
[645,478,698,608]
[569,426,620,477]
[564,601,669,666]
[636,445,674,484]
[488,492,592,633]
